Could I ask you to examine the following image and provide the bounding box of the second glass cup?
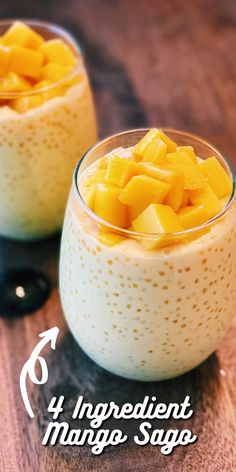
[60,129,236,381]
[0,19,97,240]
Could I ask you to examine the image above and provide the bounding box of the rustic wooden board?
[0,0,236,470]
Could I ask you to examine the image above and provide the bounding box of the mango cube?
[178,205,208,229]
[133,129,167,163]
[180,190,189,208]
[2,21,44,49]
[0,72,31,93]
[132,203,183,233]
[41,63,73,82]
[142,138,167,164]
[128,205,144,224]
[198,156,232,198]
[156,130,177,152]
[40,39,76,66]
[137,162,177,184]
[167,150,197,166]
[94,183,128,227]
[98,230,125,246]
[188,184,221,219]
[119,175,171,208]
[0,45,11,76]
[10,46,44,79]
[81,185,96,210]
[165,173,184,211]
[10,95,43,113]
[176,146,197,163]
[105,157,138,187]
[132,203,184,249]
[34,80,65,99]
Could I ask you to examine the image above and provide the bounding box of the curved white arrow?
[20,327,59,418]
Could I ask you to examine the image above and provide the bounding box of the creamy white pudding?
[60,129,236,381]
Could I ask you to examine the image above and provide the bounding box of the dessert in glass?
[60,128,236,381]
[0,20,97,240]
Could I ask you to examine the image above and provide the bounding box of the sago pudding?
[0,20,97,240]
[60,129,236,381]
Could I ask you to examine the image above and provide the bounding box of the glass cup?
[0,19,97,241]
[60,129,236,381]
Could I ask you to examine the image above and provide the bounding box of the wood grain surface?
[0,1,236,471]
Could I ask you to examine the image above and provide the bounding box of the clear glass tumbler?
[60,129,236,381]
[0,19,97,240]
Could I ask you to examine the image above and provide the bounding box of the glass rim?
[0,18,82,99]
[73,128,236,240]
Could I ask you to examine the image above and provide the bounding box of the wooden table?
[0,1,236,470]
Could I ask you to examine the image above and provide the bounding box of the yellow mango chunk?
[0,45,11,76]
[156,130,177,152]
[188,184,221,219]
[10,46,44,79]
[81,185,96,210]
[132,203,183,233]
[0,72,31,93]
[178,205,208,229]
[165,173,184,211]
[136,162,184,211]
[119,175,171,208]
[41,63,73,82]
[167,150,197,166]
[180,190,189,208]
[142,138,167,164]
[133,129,167,163]
[98,230,125,246]
[181,164,206,190]
[198,156,232,198]
[105,157,138,187]
[176,146,197,163]
[40,39,76,66]
[132,203,183,249]
[2,21,44,49]
[94,183,128,227]
[34,80,65,99]
[137,162,177,184]
[10,95,43,113]
[128,205,144,225]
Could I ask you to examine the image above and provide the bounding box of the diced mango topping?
[132,204,184,250]
[98,230,125,246]
[132,203,183,234]
[40,39,76,66]
[198,156,232,198]
[105,156,137,187]
[188,184,221,219]
[0,72,31,93]
[133,129,167,163]
[0,45,11,76]
[94,183,128,228]
[81,129,232,248]
[1,21,44,49]
[10,95,44,113]
[41,63,73,82]
[119,175,171,208]
[10,46,44,79]
[0,21,79,111]
[178,205,208,229]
